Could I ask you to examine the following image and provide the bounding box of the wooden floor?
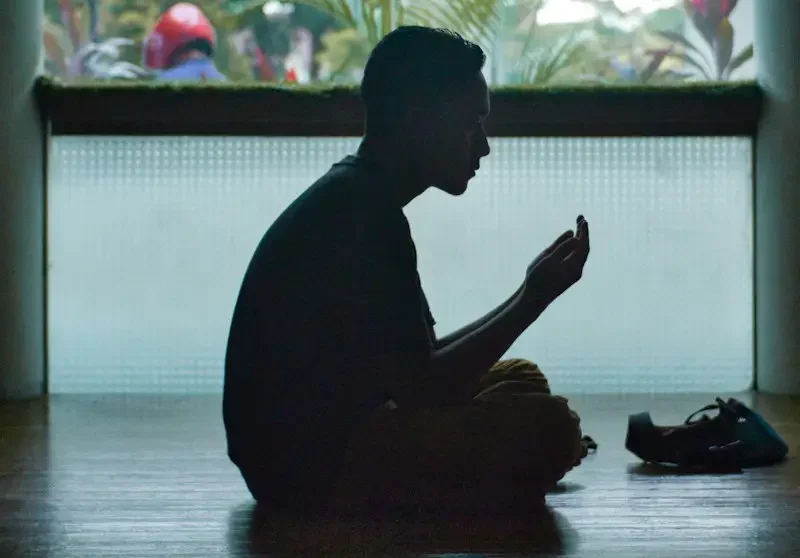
[1,392,799,558]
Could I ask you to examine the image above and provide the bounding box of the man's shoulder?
[253,155,389,257]
[282,155,393,228]
[312,154,385,206]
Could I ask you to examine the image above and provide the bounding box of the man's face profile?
[415,72,491,196]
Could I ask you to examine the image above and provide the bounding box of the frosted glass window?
[47,136,753,394]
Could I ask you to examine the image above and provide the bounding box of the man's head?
[360,26,491,196]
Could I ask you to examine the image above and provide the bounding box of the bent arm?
[383,292,548,408]
[428,292,545,404]
[434,284,523,350]
[337,209,546,409]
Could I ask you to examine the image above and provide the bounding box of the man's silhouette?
[223,26,591,517]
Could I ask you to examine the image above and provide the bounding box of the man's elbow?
[378,355,438,410]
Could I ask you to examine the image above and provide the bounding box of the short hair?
[360,26,486,132]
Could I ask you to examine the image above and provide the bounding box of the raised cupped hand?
[521,215,590,310]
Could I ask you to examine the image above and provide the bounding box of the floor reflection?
[227,502,576,557]
[0,399,62,558]
[3,394,797,558]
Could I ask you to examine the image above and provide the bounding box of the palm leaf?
[296,0,501,50]
[405,5,468,36]
[395,0,406,27]
[379,0,393,38]
[223,0,266,15]
[293,0,359,29]
[221,0,267,24]
[519,35,587,85]
[659,69,694,81]
[654,29,709,67]
[402,0,501,51]
[726,43,753,77]
[652,29,714,80]
[713,17,734,79]
[662,50,713,80]
[640,48,671,83]
[518,0,544,45]
[361,0,379,44]
[337,0,357,26]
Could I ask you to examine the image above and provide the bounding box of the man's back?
[222,154,435,510]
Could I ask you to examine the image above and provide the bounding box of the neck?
[357,135,429,207]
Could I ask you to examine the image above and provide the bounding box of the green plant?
[516,34,591,85]
[656,0,753,80]
[510,0,690,86]
[295,0,501,56]
[300,0,691,86]
[314,27,373,80]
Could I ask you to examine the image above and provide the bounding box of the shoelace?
[684,397,743,425]
[679,398,746,470]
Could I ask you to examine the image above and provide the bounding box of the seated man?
[223,26,591,517]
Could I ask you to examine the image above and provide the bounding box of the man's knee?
[484,394,581,484]
[491,358,542,373]
[536,395,582,482]
[476,358,551,397]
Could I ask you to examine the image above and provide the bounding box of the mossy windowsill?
[35,76,763,137]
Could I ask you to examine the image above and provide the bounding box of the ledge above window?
[35,77,763,138]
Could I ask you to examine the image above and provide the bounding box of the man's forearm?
[435,284,523,350]
[429,293,546,404]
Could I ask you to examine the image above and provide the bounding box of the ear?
[404,105,426,136]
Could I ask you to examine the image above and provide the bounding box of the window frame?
[36,78,763,393]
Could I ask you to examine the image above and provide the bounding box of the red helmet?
[143,3,216,70]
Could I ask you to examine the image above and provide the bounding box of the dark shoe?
[625,397,789,471]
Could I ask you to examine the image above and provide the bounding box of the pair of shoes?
[625,397,789,472]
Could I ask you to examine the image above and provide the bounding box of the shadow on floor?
[227,501,578,557]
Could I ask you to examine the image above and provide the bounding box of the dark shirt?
[223,154,436,508]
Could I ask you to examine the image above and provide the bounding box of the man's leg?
[471,358,552,397]
[331,361,582,516]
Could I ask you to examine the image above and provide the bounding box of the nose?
[473,129,490,163]
[478,128,490,158]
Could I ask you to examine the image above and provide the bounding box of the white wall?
[0,0,46,399]
[755,0,800,393]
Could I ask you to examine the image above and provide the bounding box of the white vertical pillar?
[0,0,46,399]
[754,0,800,393]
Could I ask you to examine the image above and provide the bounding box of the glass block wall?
[47,136,753,393]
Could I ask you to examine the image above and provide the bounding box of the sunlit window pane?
[47,136,753,394]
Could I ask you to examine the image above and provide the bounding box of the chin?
[435,176,472,196]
